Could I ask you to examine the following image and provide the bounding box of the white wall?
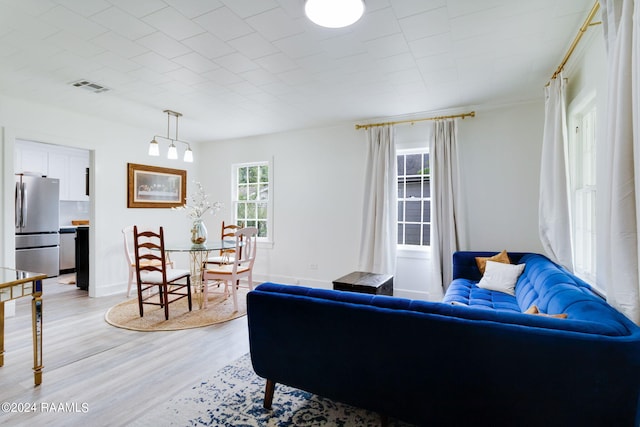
[199,102,546,300]
[197,123,366,290]
[458,102,545,254]
[1,94,198,297]
[565,28,606,108]
[1,93,546,301]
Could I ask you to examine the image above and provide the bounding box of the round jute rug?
[105,288,248,332]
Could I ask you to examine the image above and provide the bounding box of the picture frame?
[127,163,186,208]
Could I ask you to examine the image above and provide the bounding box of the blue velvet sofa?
[247,251,640,426]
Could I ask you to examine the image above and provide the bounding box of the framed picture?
[127,163,186,208]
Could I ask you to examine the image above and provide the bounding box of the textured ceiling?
[0,0,595,142]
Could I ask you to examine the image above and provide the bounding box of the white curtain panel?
[358,125,397,275]
[539,74,574,271]
[429,119,462,290]
[600,0,640,323]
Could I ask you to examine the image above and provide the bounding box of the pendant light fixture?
[148,110,194,162]
[304,0,365,28]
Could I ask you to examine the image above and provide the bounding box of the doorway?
[15,139,92,294]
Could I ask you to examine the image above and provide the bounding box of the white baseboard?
[252,274,330,290]
[96,276,437,302]
[252,274,434,301]
[94,281,128,297]
[96,276,324,298]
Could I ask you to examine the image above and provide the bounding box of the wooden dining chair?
[133,225,192,320]
[203,227,257,311]
[122,225,173,297]
[206,221,242,266]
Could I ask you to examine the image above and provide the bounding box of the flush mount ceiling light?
[304,0,365,28]
[149,110,193,162]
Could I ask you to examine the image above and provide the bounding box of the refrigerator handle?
[21,182,27,228]
[15,181,21,228]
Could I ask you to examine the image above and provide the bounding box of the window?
[397,149,430,247]
[232,161,271,240]
[569,101,596,283]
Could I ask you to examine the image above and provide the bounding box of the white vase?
[191,219,207,245]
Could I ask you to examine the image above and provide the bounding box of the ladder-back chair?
[203,227,257,311]
[133,225,192,320]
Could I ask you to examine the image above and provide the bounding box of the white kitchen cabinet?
[47,149,89,201]
[15,140,89,201]
[47,152,68,197]
[15,141,49,177]
[67,153,89,201]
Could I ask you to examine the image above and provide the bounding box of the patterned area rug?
[132,353,415,426]
[105,287,247,331]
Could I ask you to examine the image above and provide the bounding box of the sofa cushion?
[445,252,638,336]
[475,249,510,274]
[515,254,588,311]
[511,253,632,335]
[477,260,525,296]
[257,282,630,338]
[453,251,530,282]
[443,279,521,312]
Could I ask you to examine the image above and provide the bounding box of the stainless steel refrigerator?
[15,174,60,277]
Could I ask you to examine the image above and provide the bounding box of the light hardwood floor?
[1,275,250,427]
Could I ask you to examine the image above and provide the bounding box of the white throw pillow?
[477,260,526,296]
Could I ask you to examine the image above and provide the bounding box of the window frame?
[231,160,273,245]
[397,147,431,250]
[568,93,597,286]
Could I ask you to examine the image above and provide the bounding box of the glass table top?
[0,268,47,288]
[0,268,46,301]
[163,240,237,252]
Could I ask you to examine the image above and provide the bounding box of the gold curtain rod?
[355,111,475,130]
[549,1,600,81]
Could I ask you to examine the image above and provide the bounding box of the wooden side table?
[333,271,394,296]
[0,268,46,385]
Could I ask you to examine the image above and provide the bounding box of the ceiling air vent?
[70,80,110,94]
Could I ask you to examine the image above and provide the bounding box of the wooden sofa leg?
[264,379,276,409]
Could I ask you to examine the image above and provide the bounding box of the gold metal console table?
[0,268,46,386]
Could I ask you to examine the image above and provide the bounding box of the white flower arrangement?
[173,181,222,220]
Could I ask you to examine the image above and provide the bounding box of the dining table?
[0,267,46,385]
[164,240,237,309]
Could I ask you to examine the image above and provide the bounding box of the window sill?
[397,245,431,259]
